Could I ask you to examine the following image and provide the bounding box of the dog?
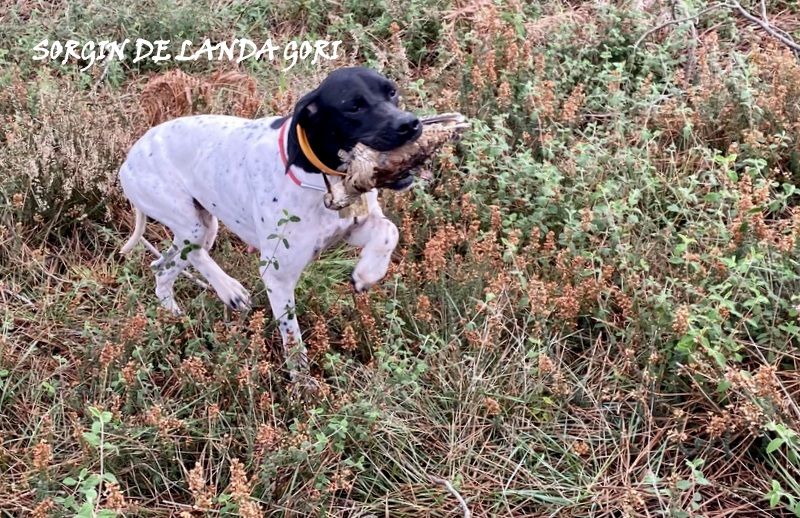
[119,67,422,371]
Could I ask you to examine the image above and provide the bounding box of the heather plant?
[0,79,133,234]
[4,0,800,516]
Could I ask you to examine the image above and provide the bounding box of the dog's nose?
[394,113,420,137]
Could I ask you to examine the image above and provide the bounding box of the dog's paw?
[288,373,323,401]
[217,278,251,311]
[350,274,370,294]
[158,297,183,315]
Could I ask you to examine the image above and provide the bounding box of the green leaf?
[41,381,56,395]
[767,438,784,454]
[82,432,99,447]
[704,347,727,369]
[54,495,73,507]
[83,488,98,503]
[84,474,101,489]
[643,473,659,485]
[63,477,78,486]
[676,479,692,491]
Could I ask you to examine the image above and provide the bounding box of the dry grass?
[3,0,800,516]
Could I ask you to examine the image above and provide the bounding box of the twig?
[729,1,800,53]
[92,57,114,94]
[674,0,700,83]
[139,237,210,290]
[633,3,725,50]
[429,475,471,518]
[0,285,37,309]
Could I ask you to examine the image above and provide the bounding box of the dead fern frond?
[139,70,206,127]
[139,69,262,127]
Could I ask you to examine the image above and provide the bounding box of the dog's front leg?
[260,250,308,375]
[347,215,400,292]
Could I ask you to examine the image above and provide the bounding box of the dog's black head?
[286,67,421,191]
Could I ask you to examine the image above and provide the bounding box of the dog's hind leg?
[176,202,248,310]
[144,200,208,314]
[202,214,219,251]
[152,243,189,314]
[153,231,250,313]
[137,195,248,313]
[118,203,190,313]
[170,205,250,312]
[194,201,219,251]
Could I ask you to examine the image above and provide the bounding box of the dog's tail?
[120,207,147,255]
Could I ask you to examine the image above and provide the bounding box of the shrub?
[4,1,800,516]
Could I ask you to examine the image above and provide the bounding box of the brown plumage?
[324,113,469,212]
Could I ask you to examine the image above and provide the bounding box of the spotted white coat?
[119,114,399,370]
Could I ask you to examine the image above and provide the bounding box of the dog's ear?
[291,89,320,127]
[287,88,321,170]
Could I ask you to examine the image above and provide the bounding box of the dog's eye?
[346,99,366,113]
[388,88,397,98]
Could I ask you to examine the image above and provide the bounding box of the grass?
[4,0,800,516]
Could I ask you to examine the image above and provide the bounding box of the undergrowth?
[3,0,800,516]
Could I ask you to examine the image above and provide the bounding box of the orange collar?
[295,124,346,177]
[277,119,339,191]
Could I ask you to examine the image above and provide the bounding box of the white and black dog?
[119,67,421,369]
